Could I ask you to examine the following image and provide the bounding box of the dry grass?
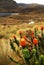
[0,13,44,25]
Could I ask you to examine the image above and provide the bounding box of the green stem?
[25,59,30,65]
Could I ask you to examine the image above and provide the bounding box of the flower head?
[40,26,44,30]
[19,31,23,35]
[20,38,26,47]
[33,38,38,45]
[31,34,35,39]
[13,35,16,39]
[31,30,34,35]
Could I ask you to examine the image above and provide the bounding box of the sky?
[14,0,44,5]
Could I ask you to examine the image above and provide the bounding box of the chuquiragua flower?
[40,26,44,30]
[20,38,26,47]
[33,38,38,45]
[13,35,16,39]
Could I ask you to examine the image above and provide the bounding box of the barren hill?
[0,0,19,12]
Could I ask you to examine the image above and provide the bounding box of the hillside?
[0,0,19,12]
[18,3,44,13]
[0,0,44,13]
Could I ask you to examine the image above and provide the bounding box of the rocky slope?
[0,0,19,12]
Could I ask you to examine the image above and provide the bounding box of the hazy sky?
[14,0,44,5]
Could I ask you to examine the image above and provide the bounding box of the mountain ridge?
[0,0,44,13]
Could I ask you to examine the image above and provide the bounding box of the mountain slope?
[0,0,19,12]
[18,3,44,13]
[0,0,44,13]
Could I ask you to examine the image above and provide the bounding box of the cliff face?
[0,0,18,12]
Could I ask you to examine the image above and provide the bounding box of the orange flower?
[19,31,23,35]
[31,30,34,35]
[31,34,35,39]
[41,26,44,30]
[20,38,26,47]
[33,38,38,45]
[13,35,16,39]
